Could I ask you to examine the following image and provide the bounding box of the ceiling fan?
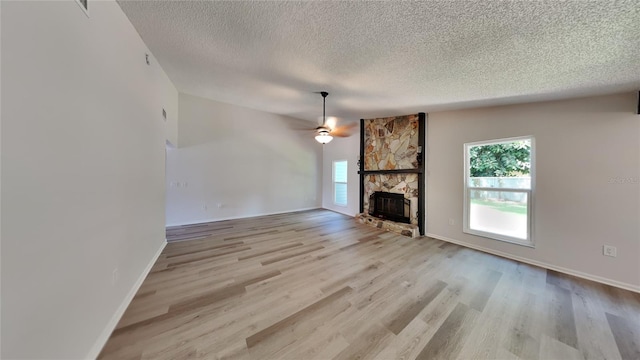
[313,91,356,144]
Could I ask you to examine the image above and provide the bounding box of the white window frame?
[333,160,348,207]
[463,136,535,247]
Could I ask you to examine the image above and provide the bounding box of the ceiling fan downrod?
[321,91,328,126]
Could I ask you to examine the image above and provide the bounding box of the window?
[333,160,348,206]
[464,136,534,246]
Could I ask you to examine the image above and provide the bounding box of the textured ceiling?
[118,1,640,123]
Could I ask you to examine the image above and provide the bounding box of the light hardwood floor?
[99,209,640,360]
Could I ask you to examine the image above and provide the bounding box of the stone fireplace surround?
[364,173,419,224]
[357,113,425,238]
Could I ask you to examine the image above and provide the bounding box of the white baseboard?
[426,233,640,294]
[322,207,356,217]
[165,207,321,227]
[86,240,167,359]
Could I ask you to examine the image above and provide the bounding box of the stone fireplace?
[357,113,425,238]
[363,173,419,225]
[369,192,410,224]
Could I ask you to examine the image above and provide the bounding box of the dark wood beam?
[418,112,426,236]
[359,118,365,214]
[359,169,423,174]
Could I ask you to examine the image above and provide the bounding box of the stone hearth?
[355,213,420,238]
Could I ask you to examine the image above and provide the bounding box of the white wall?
[321,128,361,216]
[166,93,322,226]
[1,1,177,358]
[159,67,179,148]
[427,93,640,290]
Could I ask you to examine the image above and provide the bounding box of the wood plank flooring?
[99,209,640,360]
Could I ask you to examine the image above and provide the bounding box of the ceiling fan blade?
[325,116,338,130]
[330,123,358,137]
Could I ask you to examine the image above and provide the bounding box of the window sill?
[463,228,535,248]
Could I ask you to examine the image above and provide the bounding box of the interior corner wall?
[1,1,176,358]
[321,127,360,216]
[427,92,640,290]
[165,93,322,226]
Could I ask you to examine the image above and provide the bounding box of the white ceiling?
[118,1,640,123]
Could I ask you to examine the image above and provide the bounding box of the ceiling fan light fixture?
[315,131,333,144]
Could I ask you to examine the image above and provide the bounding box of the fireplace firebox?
[368,192,411,224]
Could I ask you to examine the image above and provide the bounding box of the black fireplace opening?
[368,191,410,224]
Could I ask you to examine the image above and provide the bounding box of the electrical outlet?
[217,203,223,209]
[603,245,617,257]
[202,204,208,211]
[448,218,455,225]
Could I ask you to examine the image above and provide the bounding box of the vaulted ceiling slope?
[118,1,640,122]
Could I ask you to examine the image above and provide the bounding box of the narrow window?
[464,136,534,246]
[333,160,348,206]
